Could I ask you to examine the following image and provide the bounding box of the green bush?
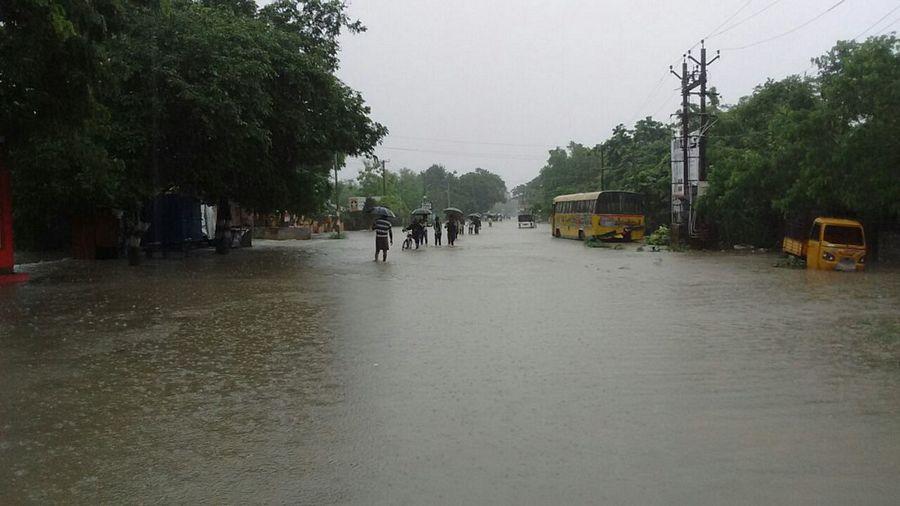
[646,225,670,246]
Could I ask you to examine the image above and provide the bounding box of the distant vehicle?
[517,214,535,228]
[551,191,644,241]
[783,217,866,271]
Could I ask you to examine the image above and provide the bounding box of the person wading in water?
[446,218,459,247]
[433,216,442,246]
[372,215,393,261]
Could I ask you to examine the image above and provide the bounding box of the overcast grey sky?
[331,0,898,188]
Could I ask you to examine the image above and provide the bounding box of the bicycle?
[402,231,415,250]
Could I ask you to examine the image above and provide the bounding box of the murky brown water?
[2,223,899,504]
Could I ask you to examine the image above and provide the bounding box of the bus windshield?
[595,192,643,214]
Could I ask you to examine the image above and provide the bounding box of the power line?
[695,0,756,48]
[721,0,849,51]
[854,4,900,39]
[626,71,670,125]
[627,0,755,124]
[650,89,682,120]
[853,5,900,40]
[708,0,784,39]
[380,146,547,161]
[877,16,900,34]
[388,134,550,148]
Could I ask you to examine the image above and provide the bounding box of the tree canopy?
[517,118,670,229]
[338,162,507,223]
[519,36,899,247]
[1,0,386,246]
[703,35,900,246]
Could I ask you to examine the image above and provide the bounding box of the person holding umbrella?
[446,218,458,246]
[370,206,394,261]
[443,208,463,246]
[410,208,431,247]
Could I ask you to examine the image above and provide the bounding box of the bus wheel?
[554,229,560,237]
[578,230,584,241]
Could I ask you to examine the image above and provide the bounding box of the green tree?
[2,0,386,246]
[455,168,507,213]
[422,164,455,211]
[396,168,425,212]
[1,0,125,246]
[700,36,899,248]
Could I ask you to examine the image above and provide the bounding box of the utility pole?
[670,40,718,244]
[333,153,340,233]
[598,145,605,192]
[690,41,719,182]
[670,57,691,242]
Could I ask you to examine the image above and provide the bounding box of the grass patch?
[585,237,622,249]
[773,255,806,269]
[866,321,900,346]
[328,232,347,239]
[585,237,610,248]
[667,241,687,252]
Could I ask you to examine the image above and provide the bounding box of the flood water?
[2,222,899,504]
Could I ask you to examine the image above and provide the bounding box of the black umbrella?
[368,206,396,218]
[411,208,432,216]
[443,207,463,217]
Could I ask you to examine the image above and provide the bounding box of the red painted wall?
[0,165,15,273]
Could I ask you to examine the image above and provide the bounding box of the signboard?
[670,134,700,198]
[348,197,364,212]
[348,196,380,212]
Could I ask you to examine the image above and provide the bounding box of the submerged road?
[2,222,899,504]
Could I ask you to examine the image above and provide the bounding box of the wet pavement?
[2,222,899,504]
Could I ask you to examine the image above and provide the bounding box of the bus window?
[597,194,610,214]
[623,194,641,214]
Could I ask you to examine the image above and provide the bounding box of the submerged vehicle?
[782,217,866,271]
[551,191,644,241]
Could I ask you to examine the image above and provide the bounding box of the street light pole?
[446,170,456,208]
[381,159,388,196]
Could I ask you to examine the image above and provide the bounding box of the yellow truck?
[782,217,866,271]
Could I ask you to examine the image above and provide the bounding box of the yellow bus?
[551,191,644,241]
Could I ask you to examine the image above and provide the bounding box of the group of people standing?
[375,214,477,261]
[403,216,465,248]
